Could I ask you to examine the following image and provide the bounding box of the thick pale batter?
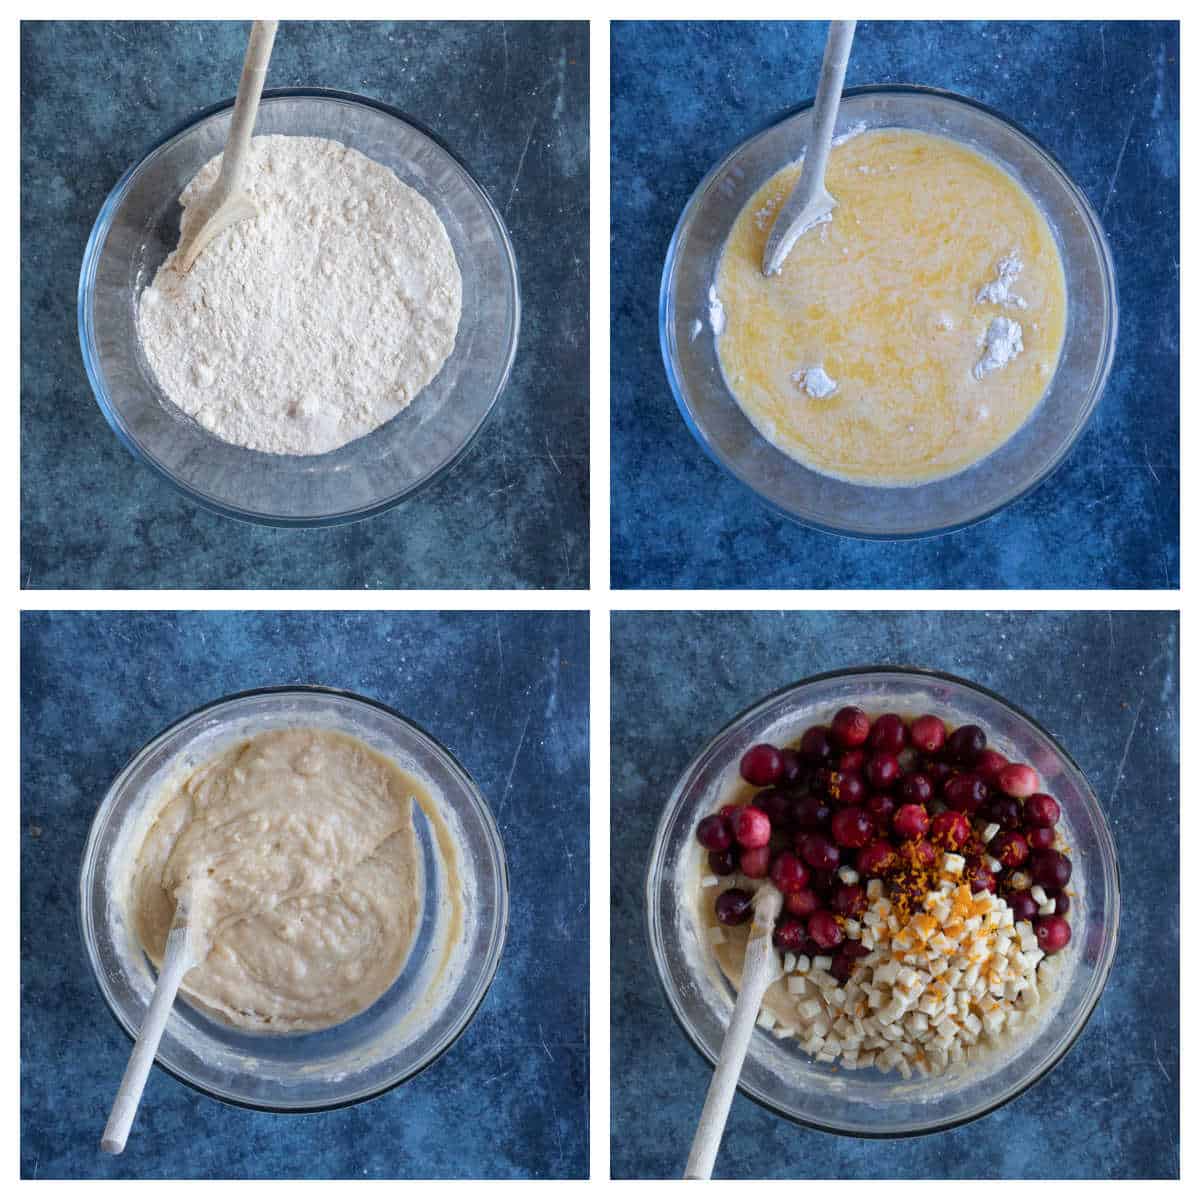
[130,728,457,1033]
[714,128,1068,485]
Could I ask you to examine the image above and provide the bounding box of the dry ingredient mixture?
[138,135,462,456]
[128,727,462,1033]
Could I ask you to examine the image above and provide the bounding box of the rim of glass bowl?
[644,665,1120,1138]
[659,84,1119,540]
[78,684,510,1114]
[78,88,521,528]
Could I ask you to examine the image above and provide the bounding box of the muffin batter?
[129,728,456,1033]
[713,128,1068,485]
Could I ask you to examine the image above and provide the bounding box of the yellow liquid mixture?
[714,128,1068,485]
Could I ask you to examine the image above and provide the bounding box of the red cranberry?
[832,882,868,918]
[830,953,853,983]
[807,868,838,896]
[842,939,870,960]
[987,795,1023,830]
[868,713,908,754]
[708,848,738,875]
[719,803,740,820]
[1008,890,1038,921]
[1025,793,1061,827]
[801,938,824,957]
[961,832,987,863]
[1034,915,1071,954]
[893,803,930,839]
[866,792,896,825]
[838,748,867,775]
[714,888,753,925]
[830,706,871,749]
[1030,849,1071,890]
[998,763,1038,798]
[829,771,866,807]
[930,810,971,850]
[865,752,900,790]
[785,888,820,918]
[789,794,831,831]
[1027,826,1056,850]
[924,760,955,788]
[799,726,833,764]
[901,838,937,868]
[966,864,996,894]
[697,814,732,851]
[991,831,1029,868]
[944,773,988,814]
[779,748,805,785]
[856,839,898,877]
[740,743,783,786]
[807,910,844,950]
[772,917,807,951]
[898,772,933,806]
[754,787,791,828]
[945,724,986,766]
[831,806,874,849]
[797,832,840,871]
[910,714,946,754]
[739,845,771,878]
[769,850,810,894]
[732,806,771,849]
[974,749,1009,784]
[1050,890,1071,915]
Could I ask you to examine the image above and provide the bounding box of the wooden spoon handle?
[684,886,782,1180]
[211,19,278,206]
[798,20,857,208]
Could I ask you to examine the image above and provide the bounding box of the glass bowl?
[659,86,1118,538]
[79,686,508,1112]
[646,667,1119,1136]
[79,89,520,526]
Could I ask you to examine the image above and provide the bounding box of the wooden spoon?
[684,884,782,1179]
[174,20,279,274]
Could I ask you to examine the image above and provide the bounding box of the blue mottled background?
[21,21,588,589]
[611,21,1179,588]
[21,611,589,1179]
[611,611,1178,1178]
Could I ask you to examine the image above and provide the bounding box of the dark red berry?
[830,953,853,983]
[987,795,1023,830]
[975,749,1009,784]
[998,763,1038,798]
[865,752,900,790]
[839,748,867,775]
[1027,826,1056,850]
[796,832,840,871]
[945,724,986,766]
[769,850,810,894]
[1034,915,1071,954]
[779,748,805,785]
[1030,849,1071,890]
[1025,793,1061,827]
[807,868,838,896]
[715,888,753,925]
[829,771,866,807]
[785,888,820,917]
[910,714,947,754]
[924,760,955,787]
[901,838,937,868]
[739,845,770,877]
[719,803,739,820]
[799,726,833,764]
[708,848,738,875]
[856,839,898,877]
[732,806,771,849]
[866,792,896,824]
[893,803,930,839]
[930,810,971,850]
[1050,890,1071,916]
[966,864,996,894]
[696,814,732,851]
[831,806,874,849]
[842,939,870,960]
[740,743,784,786]
[944,773,988,814]
[1008,890,1038,921]
[991,831,1029,868]
[830,706,871,749]
[789,794,831,831]
[899,772,933,806]
[832,882,867,918]
[868,713,907,754]
[773,917,807,951]
[807,910,844,950]
[754,787,791,828]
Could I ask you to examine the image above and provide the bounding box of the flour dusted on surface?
[137,135,463,456]
[791,364,838,398]
[974,316,1024,380]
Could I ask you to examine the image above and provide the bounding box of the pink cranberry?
[732,806,771,849]
[930,810,971,850]
[857,839,898,877]
[998,763,1038,798]
[866,792,896,824]
[799,726,833,764]
[945,724,986,766]
[974,748,1009,784]
[739,845,771,878]
[785,888,820,918]
[865,752,900,790]
[944,773,988,814]
[769,850,810,894]
[754,787,791,828]
[868,713,908,754]
[789,794,831,830]
[807,910,844,950]
[1030,849,1072,890]
[1008,890,1038,921]
[910,714,946,754]
[796,832,840,871]
[772,917,807,951]
[1034,915,1071,954]
[893,803,930,839]
[1027,826,1056,851]
[829,771,866,807]
[715,888,753,925]
[991,831,1029,868]
[986,795,1023,830]
[838,748,867,775]
[697,814,732,851]
[832,882,868,918]
[779,748,805,785]
[740,743,783,786]
[831,806,874,849]
[898,772,933,806]
[1025,793,1061,827]
[966,864,996,894]
[830,706,871,748]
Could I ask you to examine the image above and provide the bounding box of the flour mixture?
[138,135,463,456]
[128,727,462,1033]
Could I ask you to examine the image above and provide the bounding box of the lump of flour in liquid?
[137,135,463,456]
[791,364,838,399]
[974,317,1024,380]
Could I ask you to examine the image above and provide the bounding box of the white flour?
[974,316,1024,380]
[792,364,838,398]
[976,250,1028,309]
[138,135,463,456]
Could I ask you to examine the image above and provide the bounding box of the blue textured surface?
[611,21,1179,587]
[21,21,588,588]
[21,611,589,1179]
[611,611,1178,1178]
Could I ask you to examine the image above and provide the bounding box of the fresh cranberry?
[865,752,900,790]
[944,773,988,814]
[696,814,732,851]
[1050,890,1071,915]
[831,806,874,849]
[830,953,853,983]
[830,706,871,749]
[924,760,955,788]
[897,772,932,807]
[829,771,866,807]
[754,787,791,828]
[842,939,870,960]
[789,794,831,831]
[991,831,1029,868]
[857,839,898,877]
[807,868,838,896]
[708,848,738,875]
[772,917,807,951]
[785,888,820,917]
[779,748,805,785]
[807,910,844,950]
[1030,849,1071,890]
[719,803,740,820]
[966,864,996,894]
[838,748,867,775]
[740,743,783,786]
[732,806,771,849]
[866,792,896,824]
[998,763,1038,798]
[1025,793,1061,827]
[1034,915,1071,954]
[961,832,988,863]
[800,938,824,957]
[769,850,810,894]
[1007,890,1038,921]
[974,748,1009,784]
[901,838,937,868]
[868,713,907,753]
[1027,826,1056,850]
[739,845,771,878]
[945,724,986,766]
[893,803,930,839]
[987,795,1023,830]
[832,882,868,918]
[799,726,833,764]
[910,714,947,754]
[714,888,753,925]
[930,810,971,850]
[796,832,840,871]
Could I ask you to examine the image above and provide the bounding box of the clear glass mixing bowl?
[79,89,520,526]
[660,86,1118,538]
[646,667,1119,1136]
[80,686,508,1112]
